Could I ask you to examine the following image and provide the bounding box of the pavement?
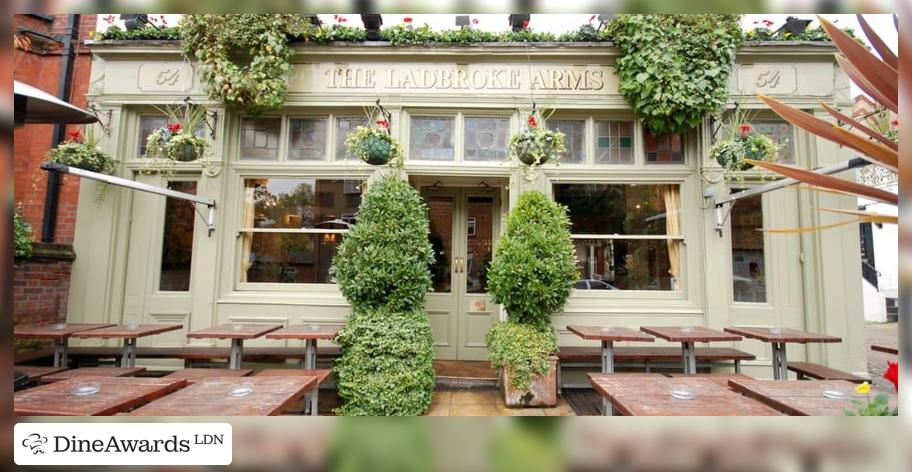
[865,322,899,393]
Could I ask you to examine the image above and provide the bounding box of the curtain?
[239,180,260,283]
[662,185,681,291]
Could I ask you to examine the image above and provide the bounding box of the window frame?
[403,109,515,164]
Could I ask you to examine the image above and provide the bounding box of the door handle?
[454,257,463,273]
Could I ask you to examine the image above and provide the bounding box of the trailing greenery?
[310,24,368,43]
[606,14,744,135]
[711,130,779,176]
[143,102,209,164]
[14,212,35,260]
[487,191,577,328]
[486,322,558,391]
[46,130,117,175]
[331,174,436,415]
[180,14,313,116]
[509,114,566,169]
[334,307,436,416]
[344,123,403,166]
[93,25,181,41]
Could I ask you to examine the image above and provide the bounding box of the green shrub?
[14,212,34,260]
[330,174,435,312]
[486,322,558,391]
[334,307,436,416]
[486,191,577,328]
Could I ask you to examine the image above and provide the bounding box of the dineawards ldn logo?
[14,423,232,465]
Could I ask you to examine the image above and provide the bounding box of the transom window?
[237,115,377,162]
[238,178,364,284]
[464,117,509,161]
[410,116,456,160]
[644,127,684,164]
[554,183,683,291]
[547,119,585,164]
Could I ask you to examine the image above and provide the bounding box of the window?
[410,116,454,160]
[751,120,794,164]
[240,118,281,160]
[548,120,585,164]
[554,183,682,291]
[288,118,328,160]
[464,117,509,161]
[335,117,368,161]
[159,181,197,291]
[644,128,684,164]
[139,116,168,156]
[239,178,364,284]
[731,194,766,302]
[595,121,634,164]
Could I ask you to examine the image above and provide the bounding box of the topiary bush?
[330,173,437,415]
[486,321,558,391]
[330,174,435,312]
[333,307,436,416]
[486,191,577,328]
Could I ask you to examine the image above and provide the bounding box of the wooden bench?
[556,346,756,391]
[787,361,866,383]
[256,369,334,416]
[16,346,343,367]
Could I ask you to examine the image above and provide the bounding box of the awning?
[14,80,97,126]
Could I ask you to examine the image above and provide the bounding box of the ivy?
[180,14,313,116]
[14,212,35,260]
[606,14,744,135]
[486,322,558,391]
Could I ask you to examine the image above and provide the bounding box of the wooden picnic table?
[14,376,186,416]
[14,323,115,367]
[640,327,742,374]
[666,373,754,390]
[266,324,342,414]
[724,327,841,381]
[728,379,890,416]
[567,325,655,414]
[72,324,183,368]
[127,376,317,416]
[164,368,253,384]
[40,367,146,383]
[871,343,898,355]
[187,324,282,369]
[588,374,779,416]
[13,366,68,382]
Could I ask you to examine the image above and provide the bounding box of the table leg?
[304,339,318,415]
[601,340,615,415]
[121,339,136,368]
[53,339,67,368]
[682,342,697,374]
[229,339,244,370]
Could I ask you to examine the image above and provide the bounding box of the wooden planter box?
[501,356,558,408]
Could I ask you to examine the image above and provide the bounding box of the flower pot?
[501,356,558,407]
[361,134,392,165]
[715,150,753,171]
[173,142,200,162]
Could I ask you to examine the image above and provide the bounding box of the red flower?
[762,19,774,27]
[527,116,537,127]
[160,15,167,26]
[403,17,413,24]
[376,119,389,129]
[104,15,116,24]
[472,18,479,25]
[739,123,753,135]
[884,362,898,392]
[589,14,597,23]
[167,122,182,133]
[891,119,898,127]
[67,129,82,142]
[522,19,529,29]
[335,15,347,23]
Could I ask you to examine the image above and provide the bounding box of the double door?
[423,187,501,360]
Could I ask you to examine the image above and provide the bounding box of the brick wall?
[13,14,96,327]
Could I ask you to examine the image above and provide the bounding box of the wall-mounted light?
[121,14,149,31]
[455,15,470,28]
[780,16,812,36]
[508,14,530,32]
[361,14,383,41]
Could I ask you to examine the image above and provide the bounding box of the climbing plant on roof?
[180,14,312,116]
[606,14,744,135]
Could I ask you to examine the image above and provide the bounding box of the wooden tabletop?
[164,368,254,384]
[72,324,183,340]
[14,366,68,380]
[127,376,317,416]
[589,374,779,416]
[15,376,186,416]
[567,325,655,343]
[723,327,841,344]
[728,379,889,416]
[871,343,898,355]
[265,324,343,340]
[256,368,334,384]
[14,323,116,340]
[667,373,754,390]
[640,326,742,343]
[187,323,283,340]
[41,367,146,383]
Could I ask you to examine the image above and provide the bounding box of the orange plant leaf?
[818,101,897,151]
[818,16,897,110]
[856,14,898,69]
[836,55,898,113]
[815,208,898,224]
[762,219,863,234]
[744,159,898,205]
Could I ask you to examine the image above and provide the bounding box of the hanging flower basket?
[344,120,403,166]
[710,124,779,173]
[46,129,117,175]
[509,116,565,166]
[145,123,208,163]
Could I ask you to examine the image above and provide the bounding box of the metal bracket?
[88,104,113,136]
[714,202,735,237]
[205,110,218,140]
